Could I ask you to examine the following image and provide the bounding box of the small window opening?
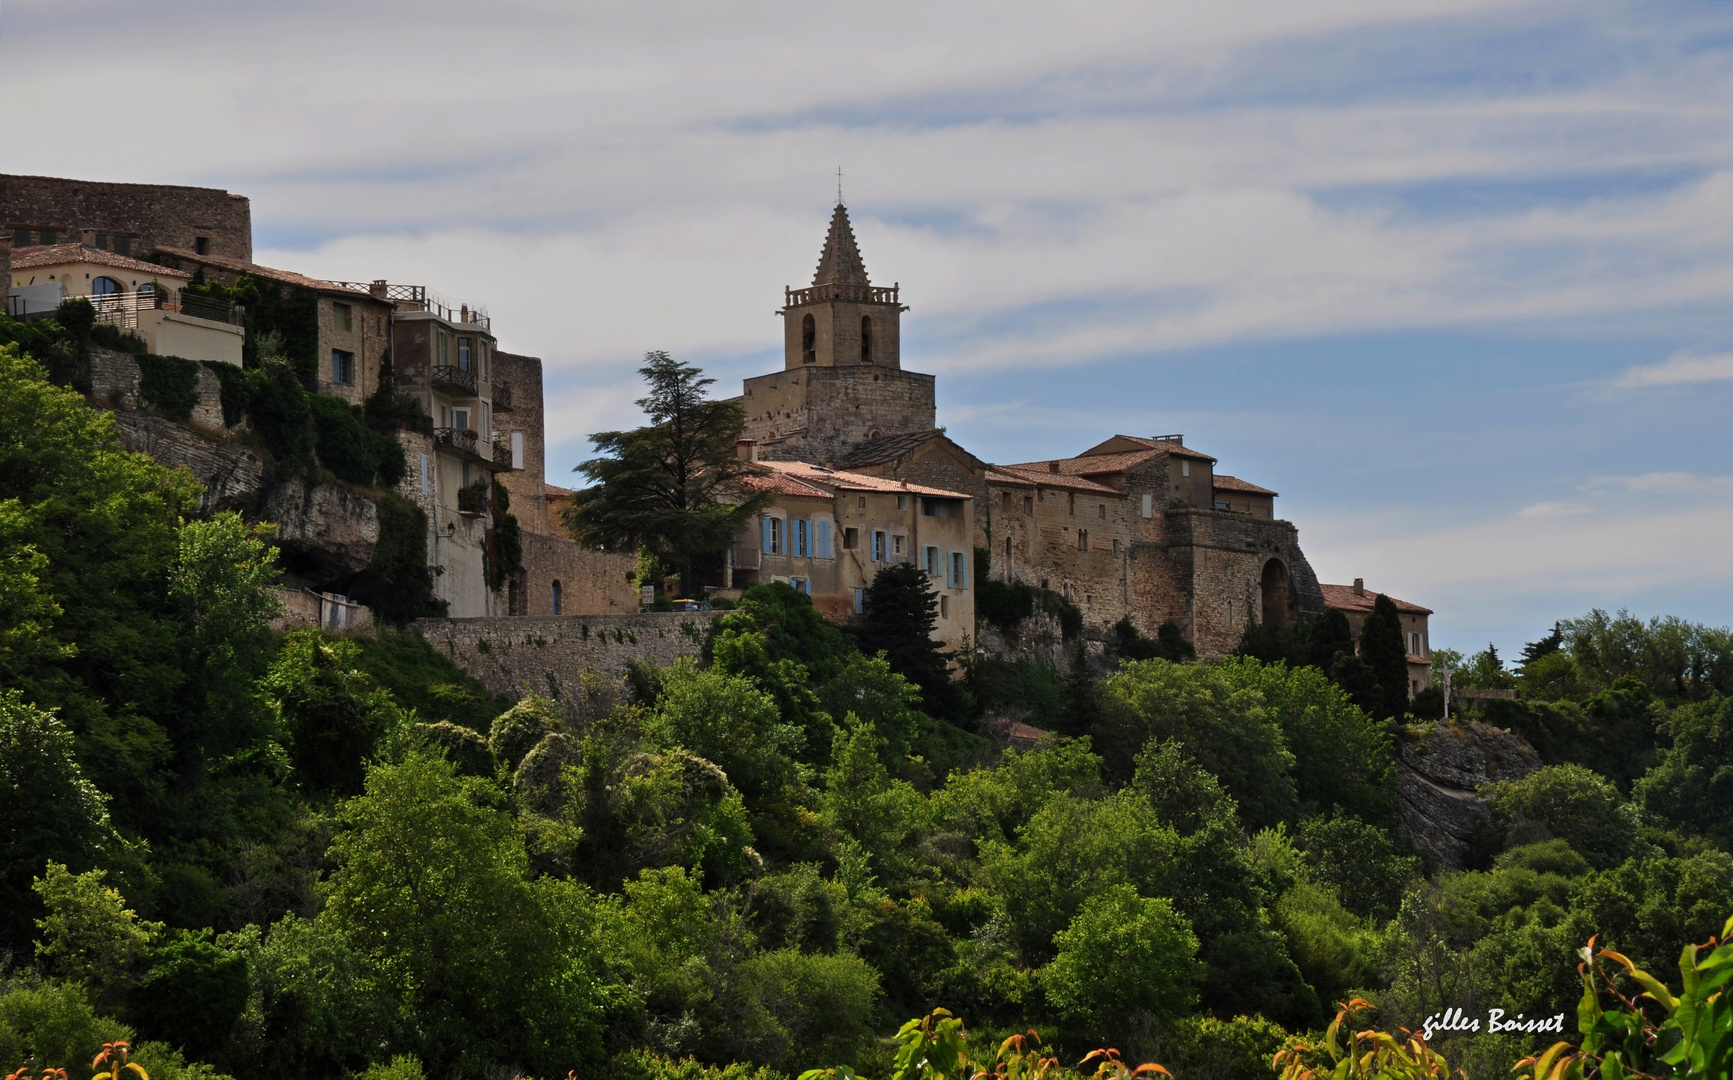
[551,580,563,616]
[860,315,873,363]
[801,313,816,364]
[194,236,209,255]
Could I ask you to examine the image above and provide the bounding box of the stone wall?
[1,174,253,261]
[1155,508,1325,656]
[492,351,549,534]
[517,531,639,616]
[736,366,936,464]
[410,613,715,701]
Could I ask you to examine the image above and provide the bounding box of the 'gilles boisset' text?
[1421,1008,1566,1039]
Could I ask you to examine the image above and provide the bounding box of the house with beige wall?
[731,458,976,653]
[1321,579,1434,697]
[8,243,244,365]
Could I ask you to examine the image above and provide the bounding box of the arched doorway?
[1260,559,1291,628]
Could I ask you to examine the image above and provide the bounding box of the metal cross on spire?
[837,166,844,206]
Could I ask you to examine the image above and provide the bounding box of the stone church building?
[731,204,1327,655]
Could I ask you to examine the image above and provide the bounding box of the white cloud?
[1612,352,1733,389]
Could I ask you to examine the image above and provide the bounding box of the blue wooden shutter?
[817,520,832,558]
[761,516,772,554]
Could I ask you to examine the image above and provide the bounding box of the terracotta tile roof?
[1214,474,1276,496]
[1003,446,1198,481]
[836,429,958,469]
[1320,583,1433,616]
[544,484,573,498]
[1407,654,1431,666]
[1080,434,1217,462]
[737,468,833,500]
[153,246,380,299]
[990,465,1123,494]
[9,243,191,279]
[759,459,971,499]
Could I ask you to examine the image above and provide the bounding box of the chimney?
[460,303,469,323]
[370,279,388,299]
[1048,461,1060,473]
[734,439,758,462]
[1353,577,1364,595]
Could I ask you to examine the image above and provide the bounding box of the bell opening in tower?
[802,313,816,364]
[861,316,873,364]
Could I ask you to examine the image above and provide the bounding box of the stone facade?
[2,174,253,261]
[492,350,549,533]
[514,531,639,617]
[1322,581,1435,695]
[727,207,1338,657]
[409,613,716,701]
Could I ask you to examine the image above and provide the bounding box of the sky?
[5,0,1732,657]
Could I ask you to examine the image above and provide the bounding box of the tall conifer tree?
[1359,593,1411,720]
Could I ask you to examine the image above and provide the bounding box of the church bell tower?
[781,203,906,371]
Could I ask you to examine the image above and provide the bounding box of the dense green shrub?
[349,629,504,729]
[127,931,249,1059]
[0,978,131,1080]
[307,394,406,487]
[134,353,202,423]
[346,494,446,625]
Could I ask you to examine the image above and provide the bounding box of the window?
[897,494,908,511]
[920,498,947,517]
[1024,495,1034,515]
[790,578,810,595]
[1078,529,1089,551]
[194,236,209,255]
[843,527,859,550]
[1215,501,1230,510]
[91,276,122,296]
[114,235,131,256]
[551,580,562,616]
[437,330,450,365]
[511,431,524,469]
[419,453,429,495]
[94,233,109,251]
[458,338,473,372]
[853,588,865,614]
[1181,459,1191,477]
[860,315,873,363]
[939,595,949,619]
[1068,493,1075,515]
[1099,503,1106,519]
[39,229,56,245]
[816,520,833,558]
[872,530,886,562]
[331,349,355,385]
[1141,493,1154,518]
[858,495,866,509]
[802,313,816,364]
[794,518,809,557]
[762,516,783,555]
[11,229,28,246]
[1002,491,1013,514]
[950,551,967,590]
[1112,538,1120,555]
[924,546,940,576]
[333,302,353,331]
[892,535,904,556]
[453,407,471,432]
[1004,536,1011,562]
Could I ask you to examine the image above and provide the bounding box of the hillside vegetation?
[3,342,1733,1080]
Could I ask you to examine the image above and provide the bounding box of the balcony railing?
[730,546,761,571]
[430,364,478,395]
[432,426,479,457]
[492,440,513,469]
[88,290,244,331]
[784,282,902,308]
[491,381,512,411]
[330,280,491,331]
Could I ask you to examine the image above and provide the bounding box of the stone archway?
[1260,558,1291,628]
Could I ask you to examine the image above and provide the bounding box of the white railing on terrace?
[89,290,243,331]
[329,280,490,331]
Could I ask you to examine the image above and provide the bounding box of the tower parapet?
[779,203,907,371]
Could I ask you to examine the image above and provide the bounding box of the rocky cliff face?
[1398,719,1541,870]
[112,411,266,514]
[262,476,381,582]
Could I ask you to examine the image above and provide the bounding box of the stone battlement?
[410,612,716,702]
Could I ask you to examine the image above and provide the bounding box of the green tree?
[1,692,120,951]
[1484,763,1639,869]
[1305,609,1356,672]
[1057,641,1098,737]
[320,752,611,1076]
[261,632,408,796]
[1358,593,1410,719]
[1635,694,1733,846]
[1040,883,1201,1035]
[565,352,773,593]
[32,864,158,1000]
[1095,659,1297,828]
[856,562,962,720]
[127,931,249,1059]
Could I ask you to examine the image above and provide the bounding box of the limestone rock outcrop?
[262,476,379,582]
[112,410,266,514]
[1398,719,1541,870]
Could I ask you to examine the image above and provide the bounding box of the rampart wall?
[410,612,715,701]
[1,174,253,261]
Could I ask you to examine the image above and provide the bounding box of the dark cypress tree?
[1520,623,1564,668]
[856,561,962,719]
[1305,609,1356,672]
[1058,639,1099,736]
[1359,593,1411,720]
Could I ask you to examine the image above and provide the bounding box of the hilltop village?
[2,173,1434,696]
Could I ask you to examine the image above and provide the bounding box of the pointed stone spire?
[812,203,871,287]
